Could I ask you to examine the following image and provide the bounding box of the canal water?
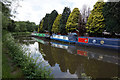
[14,36,120,79]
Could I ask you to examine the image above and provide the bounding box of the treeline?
[14,21,38,32]
[86,0,120,37]
[1,1,39,32]
[38,7,88,36]
[38,0,120,37]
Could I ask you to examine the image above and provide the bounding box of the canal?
[14,35,120,79]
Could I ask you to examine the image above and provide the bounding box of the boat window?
[53,35,56,38]
[58,35,60,38]
[63,36,66,39]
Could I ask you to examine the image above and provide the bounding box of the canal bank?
[2,31,53,79]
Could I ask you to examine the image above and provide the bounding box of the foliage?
[48,10,58,34]
[42,14,50,31]
[59,7,71,34]
[2,30,53,78]
[38,19,44,32]
[1,1,11,30]
[103,1,120,34]
[66,8,80,33]
[15,21,38,32]
[52,14,62,33]
[1,1,38,32]
[78,13,86,36]
[40,10,58,34]
[86,0,105,36]
[2,48,23,78]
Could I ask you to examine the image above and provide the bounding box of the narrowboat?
[50,33,77,43]
[76,37,120,50]
[31,33,50,39]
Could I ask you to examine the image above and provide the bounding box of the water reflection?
[14,36,120,78]
[37,38,119,78]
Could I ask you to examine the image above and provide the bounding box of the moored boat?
[76,37,120,50]
[31,33,50,39]
[50,33,77,43]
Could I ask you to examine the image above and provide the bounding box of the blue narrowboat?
[76,37,120,50]
[50,33,77,43]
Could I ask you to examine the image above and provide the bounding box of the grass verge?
[2,30,53,79]
[2,49,23,78]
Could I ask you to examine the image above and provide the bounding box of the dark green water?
[14,36,120,79]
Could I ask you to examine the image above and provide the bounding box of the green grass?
[2,47,23,78]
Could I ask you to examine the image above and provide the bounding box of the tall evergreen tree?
[103,1,120,34]
[86,0,105,36]
[42,14,50,31]
[52,14,62,34]
[59,7,71,34]
[48,10,58,34]
[66,8,80,33]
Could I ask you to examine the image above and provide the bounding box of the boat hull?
[77,37,120,50]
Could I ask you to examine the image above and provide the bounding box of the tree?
[1,0,22,32]
[52,14,62,34]
[86,0,105,36]
[78,12,86,36]
[103,1,120,34]
[48,10,58,34]
[1,1,11,30]
[59,7,71,34]
[38,19,44,32]
[17,21,27,32]
[14,21,37,32]
[14,22,20,32]
[42,14,50,31]
[66,8,80,33]
[7,20,16,32]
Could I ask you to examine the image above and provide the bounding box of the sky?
[12,0,108,25]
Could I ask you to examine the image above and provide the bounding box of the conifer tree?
[48,10,58,34]
[66,8,80,33]
[42,14,50,31]
[52,14,62,34]
[38,19,44,32]
[103,1,120,34]
[59,7,71,34]
[86,0,105,36]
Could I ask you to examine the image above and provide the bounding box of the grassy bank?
[2,49,23,78]
[2,30,53,79]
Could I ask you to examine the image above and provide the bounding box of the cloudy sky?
[12,0,108,25]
